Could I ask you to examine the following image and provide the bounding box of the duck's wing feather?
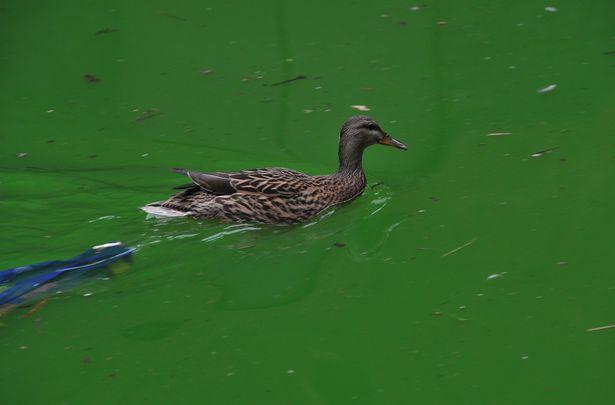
[172,167,313,196]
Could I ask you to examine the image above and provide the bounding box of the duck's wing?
[172,167,313,196]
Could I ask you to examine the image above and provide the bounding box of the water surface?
[2,1,615,403]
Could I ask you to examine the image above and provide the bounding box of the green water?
[2,1,615,403]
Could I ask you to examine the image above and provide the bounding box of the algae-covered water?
[2,1,615,403]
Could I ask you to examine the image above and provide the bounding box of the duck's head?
[340,115,407,151]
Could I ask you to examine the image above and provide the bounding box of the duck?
[141,116,407,224]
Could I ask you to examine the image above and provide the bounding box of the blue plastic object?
[0,243,135,305]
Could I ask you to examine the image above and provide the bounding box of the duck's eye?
[366,122,378,130]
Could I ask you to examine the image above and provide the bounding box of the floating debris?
[587,324,615,332]
[20,298,48,319]
[436,21,448,25]
[410,5,422,11]
[351,105,371,112]
[46,109,55,113]
[271,75,307,86]
[136,108,163,121]
[537,84,557,93]
[201,68,214,75]
[94,28,119,36]
[487,273,504,280]
[486,132,512,137]
[158,11,187,21]
[442,237,476,257]
[84,74,101,83]
[544,6,557,12]
[287,369,295,374]
[531,147,559,158]
[333,242,346,248]
[17,152,28,158]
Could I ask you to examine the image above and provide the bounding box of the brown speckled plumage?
[142,116,407,224]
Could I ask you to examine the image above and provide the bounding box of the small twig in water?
[21,298,49,319]
[486,132,512,137]
[271,75,307,86]
[136,108,163,121]
[94,28,119,36]
[442,237,477,257]
[158,11,187,21]
[531,147,559,158]
[587,324,615,332]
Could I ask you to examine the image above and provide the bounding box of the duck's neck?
[337,140,366,174]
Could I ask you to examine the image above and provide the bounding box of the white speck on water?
[487,273,504,280]
[544,6,557,12]
[141,153,149,157]
[17,152,28,158]
[83,293,93,297]
[411,5,421,11]
[509,65,517,69]
[351,105,371,112]
[287,369,295,374]
[476,293,484,297]
[418,209,426,213]
[46,109,55,113]
[537,84,557,93]
[521,355,529,360]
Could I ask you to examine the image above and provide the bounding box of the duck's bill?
[379,135,408,150]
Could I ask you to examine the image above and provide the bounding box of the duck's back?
[143,167,367,223]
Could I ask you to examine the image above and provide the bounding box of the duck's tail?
[140,202,193,218]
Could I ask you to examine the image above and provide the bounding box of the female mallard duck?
[142,116,407,223]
